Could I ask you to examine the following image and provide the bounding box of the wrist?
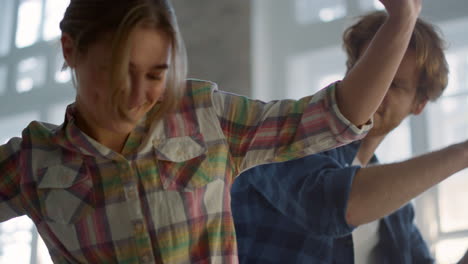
[386,0,422,21]
[385,14,418,31]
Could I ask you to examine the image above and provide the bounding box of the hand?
[379,0,422,20]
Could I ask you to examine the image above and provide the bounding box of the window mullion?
[6,0,20,96]
[38,0,46,42]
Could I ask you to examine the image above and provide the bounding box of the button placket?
[141,254,152,263]
[131,219,155,263]
[121,169,143,219]
[134,221,144,233]
[118,161,154,262]
[124,185,138,200]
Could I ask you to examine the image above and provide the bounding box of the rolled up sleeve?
[212,82,372,174]
[244,153,359,237]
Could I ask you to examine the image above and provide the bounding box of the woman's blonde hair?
[343,11,449,102]
[60,0,187,120]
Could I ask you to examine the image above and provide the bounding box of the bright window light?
[439,170,468,232]
[373,0,385,10]
[55,70,71,84]
[54,53,71,84]
[16,56,46,93]
[319,6,346,23]
[435,238,468,264]
[0,65,7,95]
[17,78,34,93]
[295,0,347,25]
[318,74,343,90]
[15,0,43,48]
[43,0,70,41]
[0,0,15,56]
[0,216,33,264]
[359,0,385,11]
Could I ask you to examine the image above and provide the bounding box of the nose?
[127,74,146,109]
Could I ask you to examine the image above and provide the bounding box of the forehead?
[394,50,420,88]
[359,41,420,91]
[129,26,171,66]
[82,26,171,66]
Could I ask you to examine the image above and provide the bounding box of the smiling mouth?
[129,101,156,113]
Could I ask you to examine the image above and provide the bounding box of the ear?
[411,100,427,115]
[61,33,76,68]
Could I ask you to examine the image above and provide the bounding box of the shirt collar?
[52,103,146,161]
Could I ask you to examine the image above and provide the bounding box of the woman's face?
[62,26,171,139]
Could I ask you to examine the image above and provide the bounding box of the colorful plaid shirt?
[0,79,371,263]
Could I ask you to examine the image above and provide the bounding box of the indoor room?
[0,0,467,263]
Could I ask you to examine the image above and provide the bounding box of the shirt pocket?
[37,164,95,224]
[153,135,217,191]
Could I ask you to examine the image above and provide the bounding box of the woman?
[0,0,421,262]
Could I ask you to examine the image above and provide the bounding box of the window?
[295,0,347,24]
[0,0,73,263]
[374,119,412,163]
[436,237,468,264]
[16,0,43,48]
[286,46,346,99]
[0,66,7,95]
[359,0,385,12]
[16,56,46,93]
[0,0,15,57]
[42,0,69,41]
[0,216,34,264]
[426,43,468,263]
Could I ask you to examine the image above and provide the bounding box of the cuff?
[324,82,373,144]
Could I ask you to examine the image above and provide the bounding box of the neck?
[75,106,130,153]
[356,134,386,166]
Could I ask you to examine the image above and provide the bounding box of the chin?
[103,118,138,135]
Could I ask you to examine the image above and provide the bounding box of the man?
[231,11,468,263]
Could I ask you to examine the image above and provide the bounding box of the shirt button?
[135,222,144,233]
[141,255,151,263]
[124,185,138,200]
[127,189,137,199]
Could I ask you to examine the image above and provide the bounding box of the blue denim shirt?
[231,142,434,263]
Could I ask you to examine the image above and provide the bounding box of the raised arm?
[346,140,468,227]
[337,0,422,126]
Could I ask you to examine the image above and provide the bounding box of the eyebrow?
[129,62,169,71]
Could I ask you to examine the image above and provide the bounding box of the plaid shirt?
[232,142,434,264]
[0,79,370,263]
